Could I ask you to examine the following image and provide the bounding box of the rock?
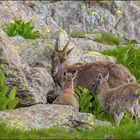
[94,119,112,127]
[1,1,140,44]
[11,36,53,71]
[25,67,55,105]
[131,1,140,7]
[0,104,95,130]
[114,2,140,43]
[135,44,140,49]
[80,51,115,63]
[0,29,33,106]
[72,38,115,52]
[0,1,28,25]
[49,1,115,33]
[104,134,113,140]
[0,29,55,106]
[0,1,61,40]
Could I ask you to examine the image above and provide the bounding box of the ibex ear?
[72,70,78,80]
[66,47,74,56]
[104,73,109,81]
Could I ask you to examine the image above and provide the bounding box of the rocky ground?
[0,1,140,130]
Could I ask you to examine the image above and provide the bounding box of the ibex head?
[62,70,78,90]
[92,73,109,95]
[51,36,73,77]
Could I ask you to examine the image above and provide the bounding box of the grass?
[0,123,140,139]
[101,43,140,83]
[69,31,99,38]
[70,31,121,46]
[94,32,121,46]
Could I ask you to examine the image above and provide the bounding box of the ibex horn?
[62,36,71,52]
[54,36,60,51]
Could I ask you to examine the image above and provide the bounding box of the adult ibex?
[51,37,136,95]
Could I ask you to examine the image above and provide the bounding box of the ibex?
[53,69,79,110]
[51,37,136,95]
[92,73,140,125]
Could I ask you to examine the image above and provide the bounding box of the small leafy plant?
[76,85,104,115]
[76,85,92,113]
[0,71,19,110]
[4,20,40,39]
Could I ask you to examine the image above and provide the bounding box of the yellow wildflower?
[91,11,97,15]
[67,45,74,49]
[45,28,51,33]
[115,10,123,15]
[31,16,36,21]
[15,46,21,50]
[88,116,94,126]
[27,42,34,47]
[81,5,86,9]
[5,6,9,10]
[120,34,124,38]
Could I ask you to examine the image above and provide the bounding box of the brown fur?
[53,72,79,110]
[93,73,140,125]
[67,61,136,94]
[51,37,136,95]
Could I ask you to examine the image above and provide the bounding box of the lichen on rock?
[0,104,95,130]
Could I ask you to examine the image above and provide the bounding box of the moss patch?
[70,31,121,46]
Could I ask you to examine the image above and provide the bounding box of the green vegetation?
[70,31,98,38]
[101,43,140,83]
[4,20,40,39]
[0,123,140,139]
[0,71,19,110]
[70,31,121,45]
[94,32,121,46]
[76,86,92,113]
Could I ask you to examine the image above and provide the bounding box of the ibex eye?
[60,58,65,63]
[92,83,95,87]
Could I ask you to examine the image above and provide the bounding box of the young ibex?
[51,37,136,95]
[53,69,79,110]
[92,73,140,125]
